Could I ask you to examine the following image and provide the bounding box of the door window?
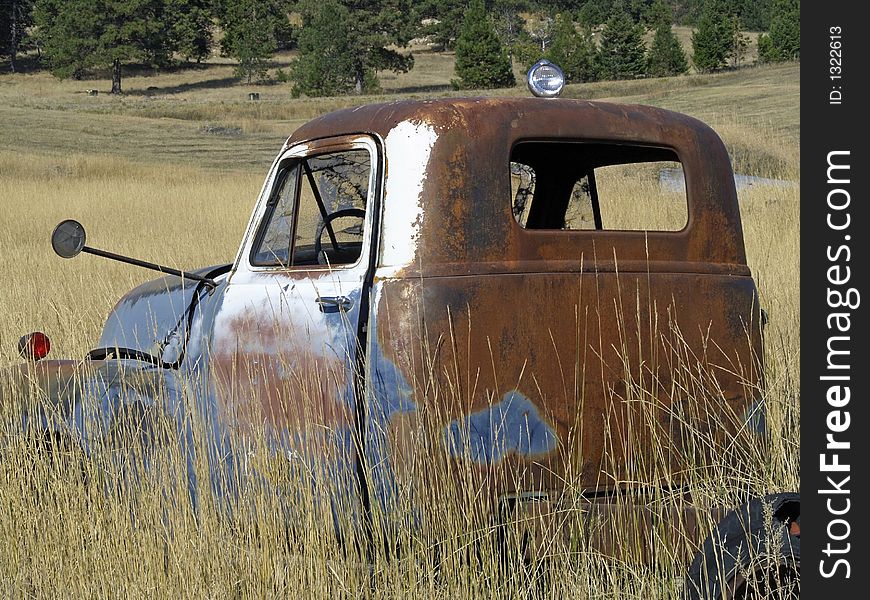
[252,148,371,267]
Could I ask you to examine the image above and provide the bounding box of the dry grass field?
[0,57,799,598]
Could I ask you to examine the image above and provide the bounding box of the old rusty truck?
[9,64,799,598]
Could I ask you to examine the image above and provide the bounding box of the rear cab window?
[510,141,687,233]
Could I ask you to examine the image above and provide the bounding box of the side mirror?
[51,219,87,259]
[50,218,217,289]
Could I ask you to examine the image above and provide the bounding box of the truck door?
[203,135,380,521]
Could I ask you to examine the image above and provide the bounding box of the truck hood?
[97,264,230,358]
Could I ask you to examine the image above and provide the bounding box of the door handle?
[316,295,353,313]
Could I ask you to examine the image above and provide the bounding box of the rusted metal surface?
[10,97,768,562]
[500,492,729,565]
[295,99,765,506]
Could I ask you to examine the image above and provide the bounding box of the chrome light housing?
[526,60,565,98]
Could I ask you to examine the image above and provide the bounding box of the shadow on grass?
[1,53,45,74]
[384,83,454,95]
[126,75,244,96]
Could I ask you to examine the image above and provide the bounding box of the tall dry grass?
[0,74,798,597]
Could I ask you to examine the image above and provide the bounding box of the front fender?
[1,359,187,457]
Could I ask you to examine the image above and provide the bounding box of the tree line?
[1,0,799,95]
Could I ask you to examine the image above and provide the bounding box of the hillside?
[0,58,799,175]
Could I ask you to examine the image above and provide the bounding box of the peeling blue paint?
[445,391,558,463]
[744,397,766,435]
[369,345,416,419]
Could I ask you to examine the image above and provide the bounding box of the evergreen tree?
[645,0,670,26]
[419,0,528,52]
[691,0,731,72]
[341,0,416,94]
[669,0,700,25]
[452,0,515,89]
[512,28,543,71]
[679,0,771,29]
[646,16,687,76]
[727,14,749,67]
[220,0,286,83]
[34,0,171,92]
[32,0,94,80]
[291,0,356,96]
[491,0,528,61]
[290,0,414,96]
[627,0,652,24]
[577,0,609,27]
[1,0,34,72]
[597,4,647,80]
[545,13,598,83]
[760,0,798,61]
[756,33,773,63]
[418,0,465,50]
[165,0,213,63]
[737,0,772,31]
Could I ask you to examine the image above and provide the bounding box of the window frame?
[244,135,380,273]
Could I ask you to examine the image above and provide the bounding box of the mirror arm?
[82,246,217,289]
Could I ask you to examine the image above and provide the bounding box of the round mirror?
[51,219,87,259]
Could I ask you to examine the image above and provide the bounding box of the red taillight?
[18,332,51,361]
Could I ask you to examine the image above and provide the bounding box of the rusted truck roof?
[286,98,748,276]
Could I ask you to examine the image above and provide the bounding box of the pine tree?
[34,0,171,92]
[756,33,773,63]
[343,0,416,94]
[32,0,93,80]
[491,0,528,62]
[691,0,731,72]
[628,0,652,24]
[597,5,647,80]
[418,0,465,50]
[646,0,670,27]
[165,0,213,63]
[512,28,543,71]
[219,0,285,83]
[577,0,608,27]
[1,0,34,72]
[737,0,772,31]
[545,13,598,83]
[291,0,356,96]
[646,12,687,77]
[761,0,799,61]
[452,0,515,89]
[727,14,749,67]
[290,0,415,96]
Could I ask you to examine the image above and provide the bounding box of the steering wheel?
[314,208,366,265]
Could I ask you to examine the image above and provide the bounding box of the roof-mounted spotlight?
[526,59,565,98]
